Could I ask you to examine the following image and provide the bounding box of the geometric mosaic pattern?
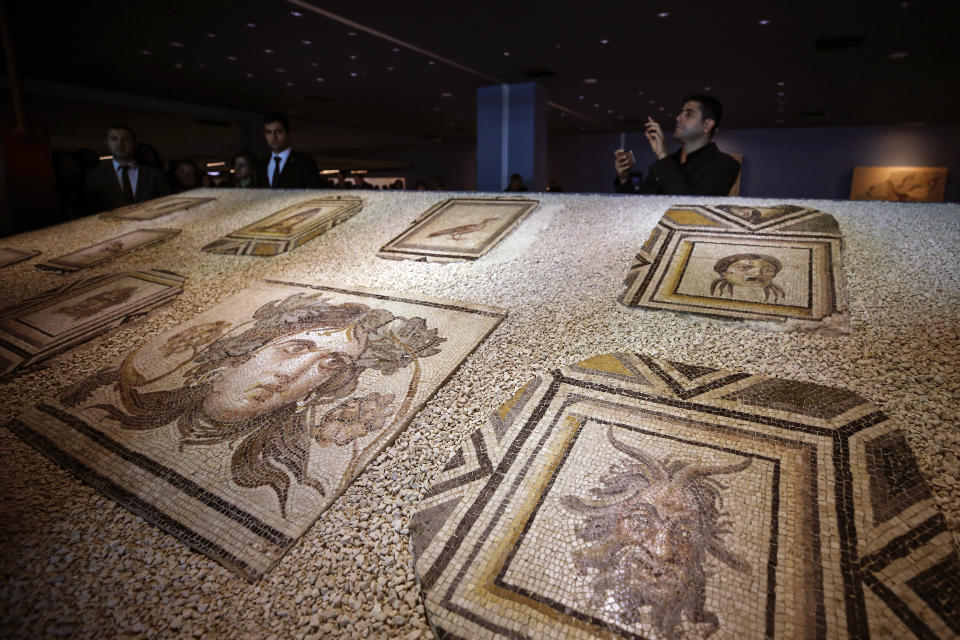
[619,205,849,333]
[100,196,217,221]
[202,196,363,256]
[0,269,186,378]
[5,280,505,580]
[378,197,539,262]
[35,228,181,272]
[411,352,960,639]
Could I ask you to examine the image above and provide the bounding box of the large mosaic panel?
[619,204,849,333]
[0,247,40,268]
[202,196,362,256]
[378,197,539,262]
[6,280,505,580]
[0,269,185,378]
[412,352,960,639]
[36,228,181,272]
[100,195,217,220]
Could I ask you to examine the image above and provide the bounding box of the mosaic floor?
[203,196,363,256]
[378,197,539,262]
[412,352,960,639]
[0,270,185,378]
[7,280,504,579]
[620,204,849,333]
[100,196,217,221]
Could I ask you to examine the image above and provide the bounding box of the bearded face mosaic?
[0,270,186,378]
[6,280,504,580]
[619,204,849,333]
[100,195,217,221]
[411,352,960,639]
[378,197,539,262]
[202,196,362,256]
[36,228,181,272]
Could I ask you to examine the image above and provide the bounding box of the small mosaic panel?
[0,247,40,268]
[202,196,362,256]
[378,197,539,262]
[412,352,960,639]
[7,280,505,580]
[100,196,216,220]
[0,269,185,377]
[36,228,181,272]
[619,204,849,333]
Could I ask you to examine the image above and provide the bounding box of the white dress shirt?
[113,158,139,196]
[268,148,292,186]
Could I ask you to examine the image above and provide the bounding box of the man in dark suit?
[84,125,169,214]
[262,114,321,189]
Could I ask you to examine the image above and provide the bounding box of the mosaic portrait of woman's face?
[722,257,779,288]
[202,323,368,422]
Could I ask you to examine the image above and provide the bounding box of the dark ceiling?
[6,0,959,141]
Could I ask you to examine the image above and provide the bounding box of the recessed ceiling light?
[600,39,609,45]
[264,48,274,54]
[777,91,784,96]
[206,32,216,38]
[141,50,151,55]
[703,86,712,91]
[312,62,319,67]
[227,55,237,61]
[503,51,510,57]
[387,66,395,71]
[316,77,325,82]
[392,47,400,52]
[302,40,312,45]
[657,11,669,17]
[578,95,585,100]
[174,62,183,69]
[637,90,644,95]
[441,92,453,97]
[170,41,184,47]
[286,81,294,86]
[593,103,600,108]
[276,68,286,73]
[246,73,254,78]
[584,78,597,84]
[348,31,357,36]
[888,51,910,60]
[555,44,562,49]
[349,54,357,60]
[350,72,358,77]
[659,106,665,111]
[290,10,302,17]
[758,19,771,25]
[434,107,440,111]
[649,99,656,103]
[777,81,786,86]
[607,109,613,114]
[428,60,436,65]
[560,112,566,116]
[246,22,256,28]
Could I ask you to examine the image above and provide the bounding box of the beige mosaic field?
[1,188,958,639]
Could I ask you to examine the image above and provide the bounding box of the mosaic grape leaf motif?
[411,352,960,639]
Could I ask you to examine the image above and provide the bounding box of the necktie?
[120,165,134,203]
[272,156,281,188]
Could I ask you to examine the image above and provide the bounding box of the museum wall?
[548,124,960,200]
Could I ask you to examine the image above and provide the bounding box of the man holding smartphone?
[614,94,740,195]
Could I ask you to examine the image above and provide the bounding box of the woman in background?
[225,151,264,188]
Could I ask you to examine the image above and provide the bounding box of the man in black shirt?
[614,94,740,196]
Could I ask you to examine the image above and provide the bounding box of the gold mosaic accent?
[411,353,960,639]
[36,228,181,272]
[7,280,504,580]
[100,196,216,221]
[0,270,185,378]
[620,204,849,333]
[202,196,362,256]
[378,197,539,262]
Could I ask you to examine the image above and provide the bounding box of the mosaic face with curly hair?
[710,253,785,302]
[60,293,444,517]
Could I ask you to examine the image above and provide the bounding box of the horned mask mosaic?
[411,352,960,639]
[619,204,849,333]
[8,280,505,579]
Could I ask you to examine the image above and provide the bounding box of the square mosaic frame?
[100,196,216,221]
[619,204,849,333]
[202,196,363,256]
[36,228,181,272]
[412,352,960,639]
[0,247,40,268]
[0,270,186,378]
[6,280,505,580]
[378,197,539,262]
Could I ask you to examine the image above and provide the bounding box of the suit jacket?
[84,161,170,215]
[263,150,322,189]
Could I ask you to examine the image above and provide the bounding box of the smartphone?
[615,149,635,164]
